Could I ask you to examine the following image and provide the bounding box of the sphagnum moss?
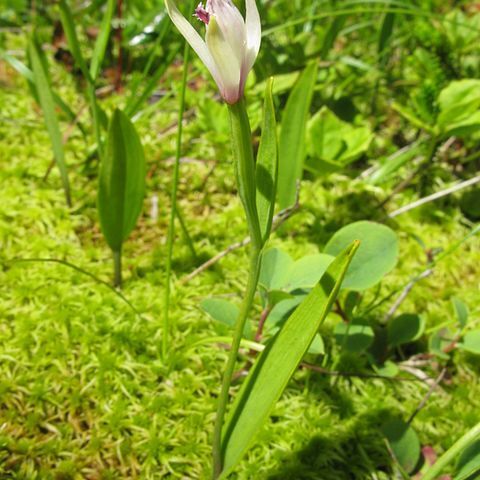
[1,39,480,479]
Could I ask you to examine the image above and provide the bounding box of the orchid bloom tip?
[165,0,261,104]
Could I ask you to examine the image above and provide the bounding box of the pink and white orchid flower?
[164,0,261,104]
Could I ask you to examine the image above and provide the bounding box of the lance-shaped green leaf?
[277,62,317,209]
[256,77,277,244]
[98,109,146,253]
[90,0,115,81]
[28,36,71,207]
[220,241,359,477]
[2,51,83,132]
[58,0,90,82]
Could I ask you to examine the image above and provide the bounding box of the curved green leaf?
[220,241,359,478]
[277,62,317,208]
[98,109,146,253]
[28,36,71,207]
[256,77,278,244]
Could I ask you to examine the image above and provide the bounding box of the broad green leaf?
[220,241,359,478]
[90,0,115,81]
[201,298,239,327]
[306,107,373,173]
[429,328,452,360]
[437,80,480,137]
[374,361,399,378]
[256,77,278,244]
[200,298,251,338]
[283,254,334,291]
[324,221,399,291]
[454,439,480,480]
[259,249,334,293]
[265,295,306,329]
[382,419,421,474]
[258,248,294,292]
[459,330,480,355]
[334,319,374,353]
[452,297,469,329]
[98,109,146,253]
[388,313,425,347]
[308,334,325,355]
[460,188,480,221]
[58,0,90,82]
[277,62,317,209]
[28,37,71,207]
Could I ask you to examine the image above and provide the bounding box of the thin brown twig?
[407,367,447,425]
[398,364,436,387]
[383,268,434,323]
[299,362,423,383]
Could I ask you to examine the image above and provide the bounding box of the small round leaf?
[388,313,425,347]
[334,319,374,353]
[382,419,421,474]
[324,221,399,290]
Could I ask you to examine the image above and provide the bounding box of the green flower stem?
[162,18,192,361]
[113,249,122,288]
[422,421,480,480]
[227,100,262,251]
[212,100,263,478]
[212,245,261,479]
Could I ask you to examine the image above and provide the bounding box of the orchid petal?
[207,0,246,63]
[245,0,261,71]
[206,15,242,104]
[164,0,224,92]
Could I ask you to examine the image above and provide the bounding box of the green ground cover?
[1,1,480,478]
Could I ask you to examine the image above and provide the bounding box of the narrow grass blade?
[220,241,360,477]
[98,109,146,253]
[321,14,347,58]
[2,52,86,136]
[58,0,91,82]
[277,62,317,209]
[256,77,277,245]
[90,0,115,82]
[124,47,178,118]
[378,0,396,62]
[28,37,71,207]
[162,5,193,358]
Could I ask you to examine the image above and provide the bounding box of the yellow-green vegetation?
[1,1,480,478]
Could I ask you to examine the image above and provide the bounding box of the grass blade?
[255,77,277,245]
[90,0,115,82]
[220,241,360,477]
[277,62,317,209]
[58,0,91,82]
[28,36,71,207]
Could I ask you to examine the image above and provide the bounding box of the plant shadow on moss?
[266,404,394,480]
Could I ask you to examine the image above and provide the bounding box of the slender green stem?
[212,100,264,478]
[176,207,198,261]
[212,245,262,479]
[422,422,480,480]
[227,101,262,251]
[162,22,192,361]
[113,249,122,288]
[87,83,102,159]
